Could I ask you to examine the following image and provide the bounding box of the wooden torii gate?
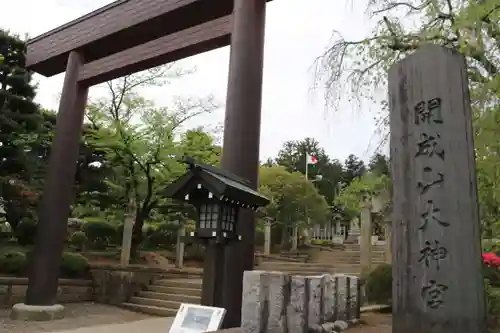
[24,0,271,327]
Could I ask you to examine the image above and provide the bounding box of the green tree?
[274,138,344,204]
[334,172,390,220]
[316,0,499,128]
[86,65,219,256]
[368,153,390,177]
[259,165,330,245]
[179,128,222,167]
[0,30,44,230]
[342,154,366,184]
[475,105,500,238]
[315,0,499,238]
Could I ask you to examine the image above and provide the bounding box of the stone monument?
[389,44,485,333]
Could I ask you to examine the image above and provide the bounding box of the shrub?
[255,230,265,246]
[311,239,333,246]
[0,230,12,243]
[60,252,89,278]
[82,221,116,250]
[486,279,500,330]
[483,252,500,267]
[365,263,392,305]
[69,231,88,252]
[185,221,196,234]
[112,223,124,245]
[483,252,500,288]
[0,222,13,242]
[185,244,205,262]
[0,250,27,275]
[15,219,37,246]
[142,222,178,250]
[484,266,500,288]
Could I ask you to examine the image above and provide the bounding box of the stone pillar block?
[307,275,325,327]
[287,275,307,333]
[322,274,336,322]
[242,271,291,333]
[347,275,360,320]
[334,274,349,321]
[242,270,270,333]
[267,272,290,333]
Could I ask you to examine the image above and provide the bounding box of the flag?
[306,154,318,165]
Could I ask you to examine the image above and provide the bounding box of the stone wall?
[242,271,360,333]
[0,264,202,308]
[0,277,93,307]
[90,264,201,305]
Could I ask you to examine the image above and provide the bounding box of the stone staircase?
[257,244,387,277]
[122,244,388,316]
[122,278,201,316]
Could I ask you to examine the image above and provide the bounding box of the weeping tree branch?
[316,0,498,108]
[370,0,432,15]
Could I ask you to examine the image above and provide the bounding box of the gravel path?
[0,302,392,333]
[347,313,392,333]
[0,302,152,333]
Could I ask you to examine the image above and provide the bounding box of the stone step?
[258,262,368,270]
[258,266,362,272]
[308,257,386,262]
[341,253,385,257]
[262,257,304,263]
[153,279,202,288]
[256,267,362,276]
[122,302,177,317]
[344,247,385,252]
[130,296,181,309]
[279,253,309,260]
[294,270,361,275]
[147,285,201,297]
[311,251,383,255]
[137,291,201,303]
[337,250,385,254]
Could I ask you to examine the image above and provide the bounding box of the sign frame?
[169,303,226,333]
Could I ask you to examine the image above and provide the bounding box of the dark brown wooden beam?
[25,51,89,305]
[27,0,233,76]
[26,0,272,77]
[78,16,231,86]
[218,0,267,328]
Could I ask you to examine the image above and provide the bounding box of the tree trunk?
[130,213,145,260]
[280,224,289,250]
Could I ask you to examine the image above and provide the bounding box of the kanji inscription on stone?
[417,166,444,195]
[414,98,443,125]
[421,280,448,309]
[416,133,445,160]
[418,240,448,270]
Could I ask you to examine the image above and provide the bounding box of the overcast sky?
[2,0,385,163]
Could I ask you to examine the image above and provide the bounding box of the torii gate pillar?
[220,0,267,327]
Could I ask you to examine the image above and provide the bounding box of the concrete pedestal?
[11,303,65,321]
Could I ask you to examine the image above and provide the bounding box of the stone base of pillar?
[10,303,65,321]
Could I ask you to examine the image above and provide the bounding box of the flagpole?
[304,153,309,245]
[305,153,308,181]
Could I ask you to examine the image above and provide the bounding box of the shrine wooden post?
[220,0,267,328]
[25,51,88,305]
[389,45,486,333]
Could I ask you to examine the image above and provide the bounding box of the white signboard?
[169,303,226,333]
